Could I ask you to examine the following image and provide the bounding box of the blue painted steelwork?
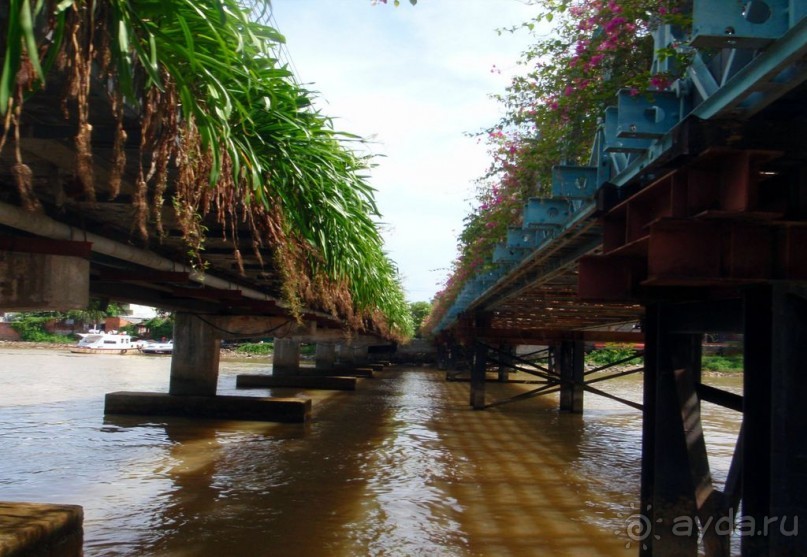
[691,0,789,49]
[493,245,529,264]
[692,17,807,119]
[506,228,539,249]
[603,107,654,153]
[432,1,807,334]
[551,166,599,199]
[615,89,685,139]
[523,198,573,228]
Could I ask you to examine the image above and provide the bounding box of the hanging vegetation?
[0,0,413,340]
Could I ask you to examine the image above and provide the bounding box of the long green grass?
[1,0,413,339]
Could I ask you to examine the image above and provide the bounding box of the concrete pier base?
[105,392,311,423]
[236,374,357,391]
[0,501,83,557]
[298,367,374,378]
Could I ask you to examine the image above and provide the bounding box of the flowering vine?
[423,0,690,335]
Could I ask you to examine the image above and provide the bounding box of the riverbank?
[0,340,269,361]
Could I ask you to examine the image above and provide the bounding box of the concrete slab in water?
[0,501,83,557]
[298,367,374,378]
[236,374,357,391]
[104,392,311,423]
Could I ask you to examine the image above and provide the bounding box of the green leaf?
[20,0,44,85]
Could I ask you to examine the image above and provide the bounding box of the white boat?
[71,331,141,355]
[140,340,173,355]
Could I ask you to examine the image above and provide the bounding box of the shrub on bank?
[586,344,642,367]
[702,354,743,373]
[235,342,274,355]
[9,316,73,344]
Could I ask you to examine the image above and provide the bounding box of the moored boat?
[140,340,173,354]
[71,331,141,355]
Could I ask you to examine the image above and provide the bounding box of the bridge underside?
[0,76,394,425]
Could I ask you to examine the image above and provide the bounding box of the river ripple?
[0,348,742,556]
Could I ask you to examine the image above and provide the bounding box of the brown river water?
[0,348,742,556]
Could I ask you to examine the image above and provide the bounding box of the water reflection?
[0,349,743,556]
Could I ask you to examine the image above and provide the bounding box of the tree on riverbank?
[7,301,126,342]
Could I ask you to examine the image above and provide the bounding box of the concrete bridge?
[0,70,394,426]
[431,3,807,556]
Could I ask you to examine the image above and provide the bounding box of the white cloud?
[270,0,535,301]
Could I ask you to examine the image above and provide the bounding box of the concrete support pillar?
[315,343,336,370]
[169,312,221,396]
[273,339,300,376]
[336,343,354,367]
[352,346,369,366]
[559,339,584,413]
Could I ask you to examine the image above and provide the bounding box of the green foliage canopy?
[1,0,413,341]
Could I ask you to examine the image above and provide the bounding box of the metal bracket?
[604,106,654,153]
[615,89,683,139]
[691,0,789,49]
[551,165,599,199]
[523,198,572,228]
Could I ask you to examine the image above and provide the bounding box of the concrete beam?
[283,329,383,346]
[104,392,311,423]
[205,315,300,340]
[0,501,83,557]
[0,251,89,311]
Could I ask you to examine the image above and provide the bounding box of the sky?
[269,0,539,302]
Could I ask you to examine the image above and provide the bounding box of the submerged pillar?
[470,342,488,409]
[497,344,512,382]
[314,343,336,370]
[641,303,710,556]
[743,284,807,556]
[336,343,354,367]
[106,313,311,422]
[169,312,221,396]
[273,339,300,375]
[559,339,584,413]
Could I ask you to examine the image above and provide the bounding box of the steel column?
[497,344,512,382]
[743,284,807,556]
[470,342,488,410]
[642,303,700,556]
[559,339,585,413]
